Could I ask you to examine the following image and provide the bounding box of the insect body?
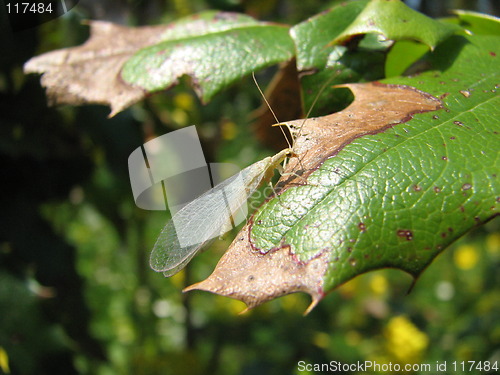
[150,147,292,276]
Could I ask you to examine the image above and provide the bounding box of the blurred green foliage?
[0,1,498,374]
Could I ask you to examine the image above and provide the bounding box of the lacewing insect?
[150,147,291,276]
[150,72,333,277]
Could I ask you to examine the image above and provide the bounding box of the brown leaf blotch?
[184,225,329,313]
[280,83,443,186]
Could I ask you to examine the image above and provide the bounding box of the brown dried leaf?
[24,21,169,116]
[280,82,443,186]
[185,82,442,312]
[185,225,330,314]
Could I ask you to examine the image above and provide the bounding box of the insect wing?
[150,151,292,276]
[150,167,251,275]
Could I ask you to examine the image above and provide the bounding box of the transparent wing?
[150,159,272,276]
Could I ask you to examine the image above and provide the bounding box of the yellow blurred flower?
[171,108,189,127]
[0,347,9,374]
[221,120,238,141]
[384,316,428,363]
[312,332,331,349]
[370,274,388,295]
[454,244,479,270]
[170,270,186,289]
[174,92,194,111]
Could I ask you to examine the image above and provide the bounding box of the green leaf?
[332,0,461,49]
[153,11,262,38]
[250,33,499,294]
[384,39,429,77]
[385,10,500,78]
[290,0,370,71]
[122,12,295,102]
[290,0,384,115]
[446,10,500,36]
[291,0,462,115]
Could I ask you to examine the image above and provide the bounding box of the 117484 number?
[452,361,498,372]
[6,2,53,13]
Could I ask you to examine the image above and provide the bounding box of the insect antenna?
[269,70,342,183]
[295,70,341,142]
[251,72,297,208]
[252,72,293,151]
